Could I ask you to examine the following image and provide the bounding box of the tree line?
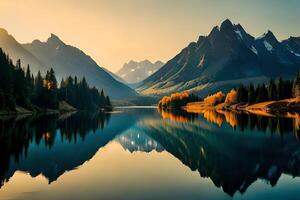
[0,48,111,111]
[236,72,300,104]
[203,70,300,106]
[158,92,200,109]
[58,76,111,110]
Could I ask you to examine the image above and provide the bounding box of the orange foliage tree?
[158,91,199,109]
[204,91,225,106]
[225,89,238,104]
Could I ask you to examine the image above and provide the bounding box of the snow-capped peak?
[234,29,243,40]
[264,40,273,51]
[250,46,258,55]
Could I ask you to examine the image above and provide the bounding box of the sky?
[0,0,299,72]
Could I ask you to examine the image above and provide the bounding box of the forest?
[158,92,200,109]
[158,70,300,109]
[0,48,111,112]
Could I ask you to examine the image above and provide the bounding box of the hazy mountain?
[102,67,128,84]
[117,60,164,83]
[23,34,137,99]
[137,19,300,97]
[0,28,47,74]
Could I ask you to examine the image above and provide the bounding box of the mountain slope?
[23,34,137,99]
[102,67,128,84]
[116,60,164,83]
[0,28,47,74]
[137,19,300,97]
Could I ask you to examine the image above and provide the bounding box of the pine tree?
[277,77,284,100]
[33,71,45,107]
[293,70,300,98]
[268,79,277,101]
[237,85,248,102]
[256,83,268,102]
[248,84,256,104]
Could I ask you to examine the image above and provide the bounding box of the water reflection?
[1,108,300,199]
[143,111,300,196]
[160,108,300,137]
[158,108,199,122]
[0,112,111,188]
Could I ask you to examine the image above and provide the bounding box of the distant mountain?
[282,36,300,56]
[22,34,137,99]
[117,60,164,83]
[0,28,47,74]
[137,19,300,97]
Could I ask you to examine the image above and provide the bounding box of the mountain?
[22,34,137,99]
[102,67,128,84]
[137,19,300,97]
[282,36,300,56]
[0,28,47,74]
[116,60,164,83]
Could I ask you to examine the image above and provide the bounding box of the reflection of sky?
[0,142,229,200]
[2,141,300,200]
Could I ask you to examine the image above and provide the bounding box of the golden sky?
[0,0,299,72]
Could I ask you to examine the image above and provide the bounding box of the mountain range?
[1,19,300,101]
[137,19,300,97]
[0,29,137,100]
[116,60,164,83]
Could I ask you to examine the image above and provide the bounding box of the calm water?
[0,108,300,200]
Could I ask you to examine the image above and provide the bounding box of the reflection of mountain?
[116,130,164,153]
[2,108,300,197]
[140,117,300,196]
[0,111,137,187]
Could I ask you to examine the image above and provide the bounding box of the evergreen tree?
[237,85,248,102]
[248,84,256,104]
[0,48,15,110]
[13,59,29,106]
[256,83,268,102]
[33,71,46,107]
[268,79,277,101]
[293,70,300,98]
[277,77,284,100]
[0,48,111,111]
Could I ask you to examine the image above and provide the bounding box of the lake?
[0,108,300,200]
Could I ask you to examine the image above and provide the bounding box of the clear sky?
[0,0,299,72]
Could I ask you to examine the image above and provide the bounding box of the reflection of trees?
[0,112,110,188]
[57,112,110,143]
[158,108,198,123]
[0,117,33,188]
[159,108,298,136]
[141,119,300,196]
[203,110,224,126]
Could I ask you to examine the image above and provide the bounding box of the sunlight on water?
[0,108,300,200]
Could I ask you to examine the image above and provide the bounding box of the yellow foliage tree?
[225,89,238,104]
[204,91,225,106]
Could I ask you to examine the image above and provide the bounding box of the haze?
[0,0,299,72]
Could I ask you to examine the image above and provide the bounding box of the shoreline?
[183,98,300,118]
